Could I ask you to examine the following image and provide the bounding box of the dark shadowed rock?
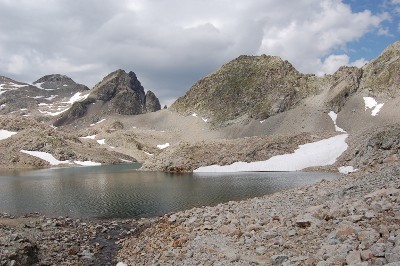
[145,90,161,112]
[54,70,161,126]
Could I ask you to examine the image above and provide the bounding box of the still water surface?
[0,164,338,219]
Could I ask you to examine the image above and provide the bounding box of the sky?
[0,0,399,106]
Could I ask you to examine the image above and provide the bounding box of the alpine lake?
[0,164,338,219]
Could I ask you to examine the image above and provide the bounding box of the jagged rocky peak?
[360,40,400,97]
[172,54,318,125]
[54,69,161,126]
[91,69,161,115]
[33,74,89,91]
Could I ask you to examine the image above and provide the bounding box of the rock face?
[171,55,318,125]
[54,70,161,126]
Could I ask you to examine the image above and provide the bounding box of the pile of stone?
[0,214,148,266]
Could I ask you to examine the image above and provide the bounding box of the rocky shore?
[116,163,400,266]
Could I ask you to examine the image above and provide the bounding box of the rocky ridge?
[171,41,400,128]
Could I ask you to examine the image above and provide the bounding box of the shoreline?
[1,163,399,265]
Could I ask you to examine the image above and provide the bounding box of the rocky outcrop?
[171,55,318,125]
[339,124,400,169]
[145,90,161,112]
[54,70,161,126]
[360,41,400,98]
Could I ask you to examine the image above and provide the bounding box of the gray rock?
[271,254,288,265]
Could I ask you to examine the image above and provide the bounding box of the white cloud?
[0,0,388,105]
[318,54,369,75]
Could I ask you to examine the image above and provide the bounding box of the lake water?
[0,164,338,219]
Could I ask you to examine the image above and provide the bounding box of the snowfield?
[194,134,348,172]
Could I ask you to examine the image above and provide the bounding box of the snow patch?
[192,113,198,117]
[0,130,17,140]
[97,139,106,145]
[74,160,101,166]
[328,111,346,133]
[38,103,49,106]
[338,166,357,174]
[80,135,96,139]
[363,97,384,116]
[116,262,127,266]
[157,143,170,149]
[144,151,154,156]
[65,92,89,104]
[20,150,72,165]
[90,119,106,126]
[202,117,208,122]
[120,159,133,163]
[194,134,349,172]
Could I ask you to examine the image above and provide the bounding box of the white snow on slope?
[20,150,72,165]
[194,134,348,172]
[338,166,357,174]
[97,139,106,145]
[65,92,89,104]
[74,160,102,166]
[157,143,170,149]
[192,113,198,117]
[328,111,346,133]
[80,135,96,139]
[0,130,17,140]
[20,150,101,166]
[90,119,106,126]
[363,97,384,116]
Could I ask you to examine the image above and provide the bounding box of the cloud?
[0,0,388,105]
[317,54,368,76]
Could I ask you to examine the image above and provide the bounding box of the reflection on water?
[0,164,338,219]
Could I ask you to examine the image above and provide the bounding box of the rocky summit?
[171,55,319,125]
[54,69,161,126]
[0,74,89,118]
